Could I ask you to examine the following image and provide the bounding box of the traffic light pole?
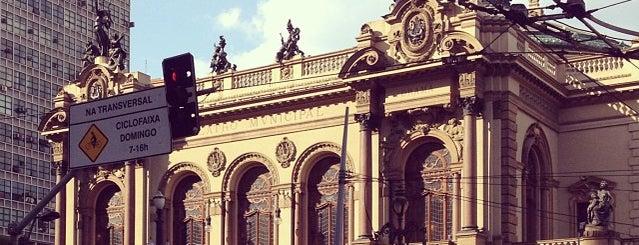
[8,169,76,245]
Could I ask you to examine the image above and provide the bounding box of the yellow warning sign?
[79,124,109,162]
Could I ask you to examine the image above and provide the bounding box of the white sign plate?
[69,87,172,168]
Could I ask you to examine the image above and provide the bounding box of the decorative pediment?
[70,64,146,102]
[386,0,449,63]
[568,176,616,201]
[38,107,68,134]
[438,31,483,57]
[338,47,388,78]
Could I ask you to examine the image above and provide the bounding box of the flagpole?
[334,107,349,245]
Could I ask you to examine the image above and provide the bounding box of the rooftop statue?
[108,33,127,71]
[276,19,304,63]
[82,40,100,68]
[210,36,236,74]
[81,0,128,71]
[93,0,113,57]
[587,180,613,227]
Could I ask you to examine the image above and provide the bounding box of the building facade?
[0,0,130,243]
[41,0,639,244]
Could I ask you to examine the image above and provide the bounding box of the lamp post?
[153,191,166,245]
[19,210,60,245]
[373,195,411,245]
[392,196,409,245]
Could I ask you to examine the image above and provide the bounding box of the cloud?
[194,58,211,79]
[230,0,392,70]
[217,8,242,29]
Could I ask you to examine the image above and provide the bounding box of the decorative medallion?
[281,65,293,80]
[276,137,296,168]
[88,78,105,100]
[86,69,108,101]
[398,5,437,62]
[207,147,226,177]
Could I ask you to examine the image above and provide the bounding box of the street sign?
[69,87,172,169]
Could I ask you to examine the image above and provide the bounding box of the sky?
[129,0,391,78]
[129,0,639,79]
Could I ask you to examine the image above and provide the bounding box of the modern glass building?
[0,0,129,243]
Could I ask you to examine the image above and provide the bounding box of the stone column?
[461,96,480,231]
[452,172,461,240]
[354,113,373,243]
[293,188,301,245]
[76,171,90,245]
[124,161,135,244]
[54,161,67,245]
[273,192,280,245]
[222,195,230,245]
[457,96,485,245]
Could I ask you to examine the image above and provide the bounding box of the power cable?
[344,172,639,235]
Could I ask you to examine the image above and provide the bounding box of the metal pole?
[333,107,349,245]
[156,209,163,245]
[9,169,76,245]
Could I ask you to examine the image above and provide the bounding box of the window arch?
[95,184,123,245]
[172,175,205,245]
[404,142,453,243]
[306,156,348,245]
[238,165,273,245]
[521,124,553,241]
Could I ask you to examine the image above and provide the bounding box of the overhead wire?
[342,171,639,236]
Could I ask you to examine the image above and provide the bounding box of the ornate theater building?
[37,0,639,244]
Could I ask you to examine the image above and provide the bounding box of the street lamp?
[153,191,166,245]
[273,207,282,225]
[373,195,411,245]
[19,210,60,245]
[392,196,409,244]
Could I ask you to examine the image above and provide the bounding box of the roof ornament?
[82,0,127,72]
[276,19,304,63]
[93,0,112,57]
[210,36,237,74]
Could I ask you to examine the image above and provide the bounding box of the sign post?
[69,87,172,169]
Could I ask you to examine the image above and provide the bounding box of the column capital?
[355,112,377,131]
[460,96,482,115]
[53,161,68,175]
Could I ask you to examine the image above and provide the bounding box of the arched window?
[404,142,453,243]
[172,175,205,245]
[238,166,273,245]
[95,184,123,245]
[521,124,553,241]
[306,156,347,245]
[523,146,541,242]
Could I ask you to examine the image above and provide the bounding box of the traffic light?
[162,53,200,139]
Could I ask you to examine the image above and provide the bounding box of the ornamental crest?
[207,147,226,177]
[276,137,296,168]
[85,68,110,101]
[399,6,436,62]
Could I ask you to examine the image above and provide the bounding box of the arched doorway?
[172,174,205,244]
[237,165,273,244]
[404,141,454,243]
[95,184,124,245]
[306,155,347,245]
